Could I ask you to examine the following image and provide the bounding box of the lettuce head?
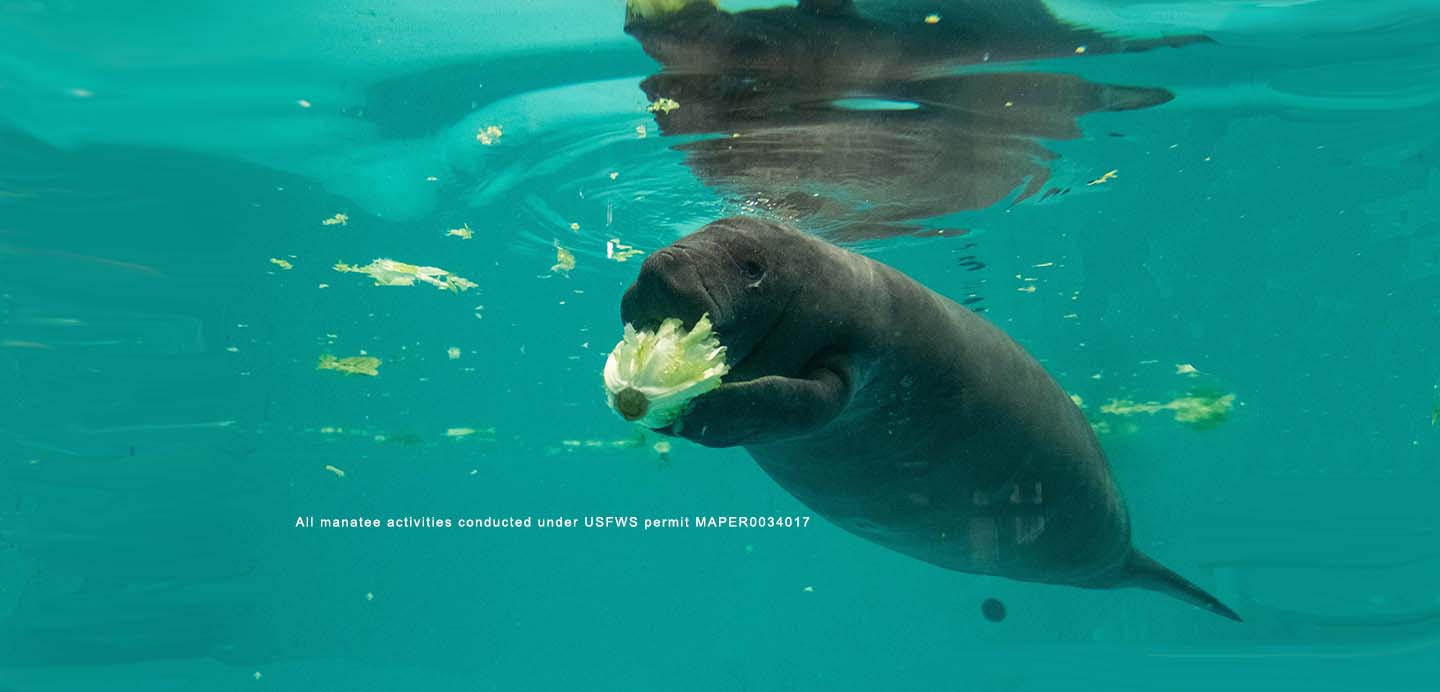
[604,313,728,429]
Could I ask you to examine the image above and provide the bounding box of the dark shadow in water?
[625,0,1210,241]
[0,129,342,668]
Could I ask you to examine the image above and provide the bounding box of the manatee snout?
[620,247,720,331]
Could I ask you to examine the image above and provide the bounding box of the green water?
[1,1,1438,690]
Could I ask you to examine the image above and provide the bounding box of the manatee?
[620,216,1242,621]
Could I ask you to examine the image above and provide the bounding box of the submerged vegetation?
[1073,384,1237,435]
[316,353,382,377]
[333,258,477,292]
[1100,393,1236,429]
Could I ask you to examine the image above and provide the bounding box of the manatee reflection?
[626,0,1207,239]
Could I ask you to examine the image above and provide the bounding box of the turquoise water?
[2,1,1439,690]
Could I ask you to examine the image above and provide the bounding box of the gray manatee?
[620,216,1241,621]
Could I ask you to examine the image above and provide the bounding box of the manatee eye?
[740,260,765,280]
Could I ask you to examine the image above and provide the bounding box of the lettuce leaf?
[603,313,728,429]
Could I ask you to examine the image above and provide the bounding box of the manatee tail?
[1124,550,1242,622]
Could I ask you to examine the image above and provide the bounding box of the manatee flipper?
[1124,550,1243,622]
[672,369,850,447]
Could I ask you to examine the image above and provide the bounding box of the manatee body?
[620,217,1240,621]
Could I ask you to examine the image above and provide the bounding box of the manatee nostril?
[615,388,650,421]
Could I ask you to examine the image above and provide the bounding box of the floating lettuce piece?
[333,258,475,293]
[626,0,715,22]
[1099,392,1235,429]
[317,353,381,376]
[603,314,728,429]
[647,98,680,114]
[475,125,503,145]
[551,243,575,275]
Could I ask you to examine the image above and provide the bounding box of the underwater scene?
[1,0,1438,690]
